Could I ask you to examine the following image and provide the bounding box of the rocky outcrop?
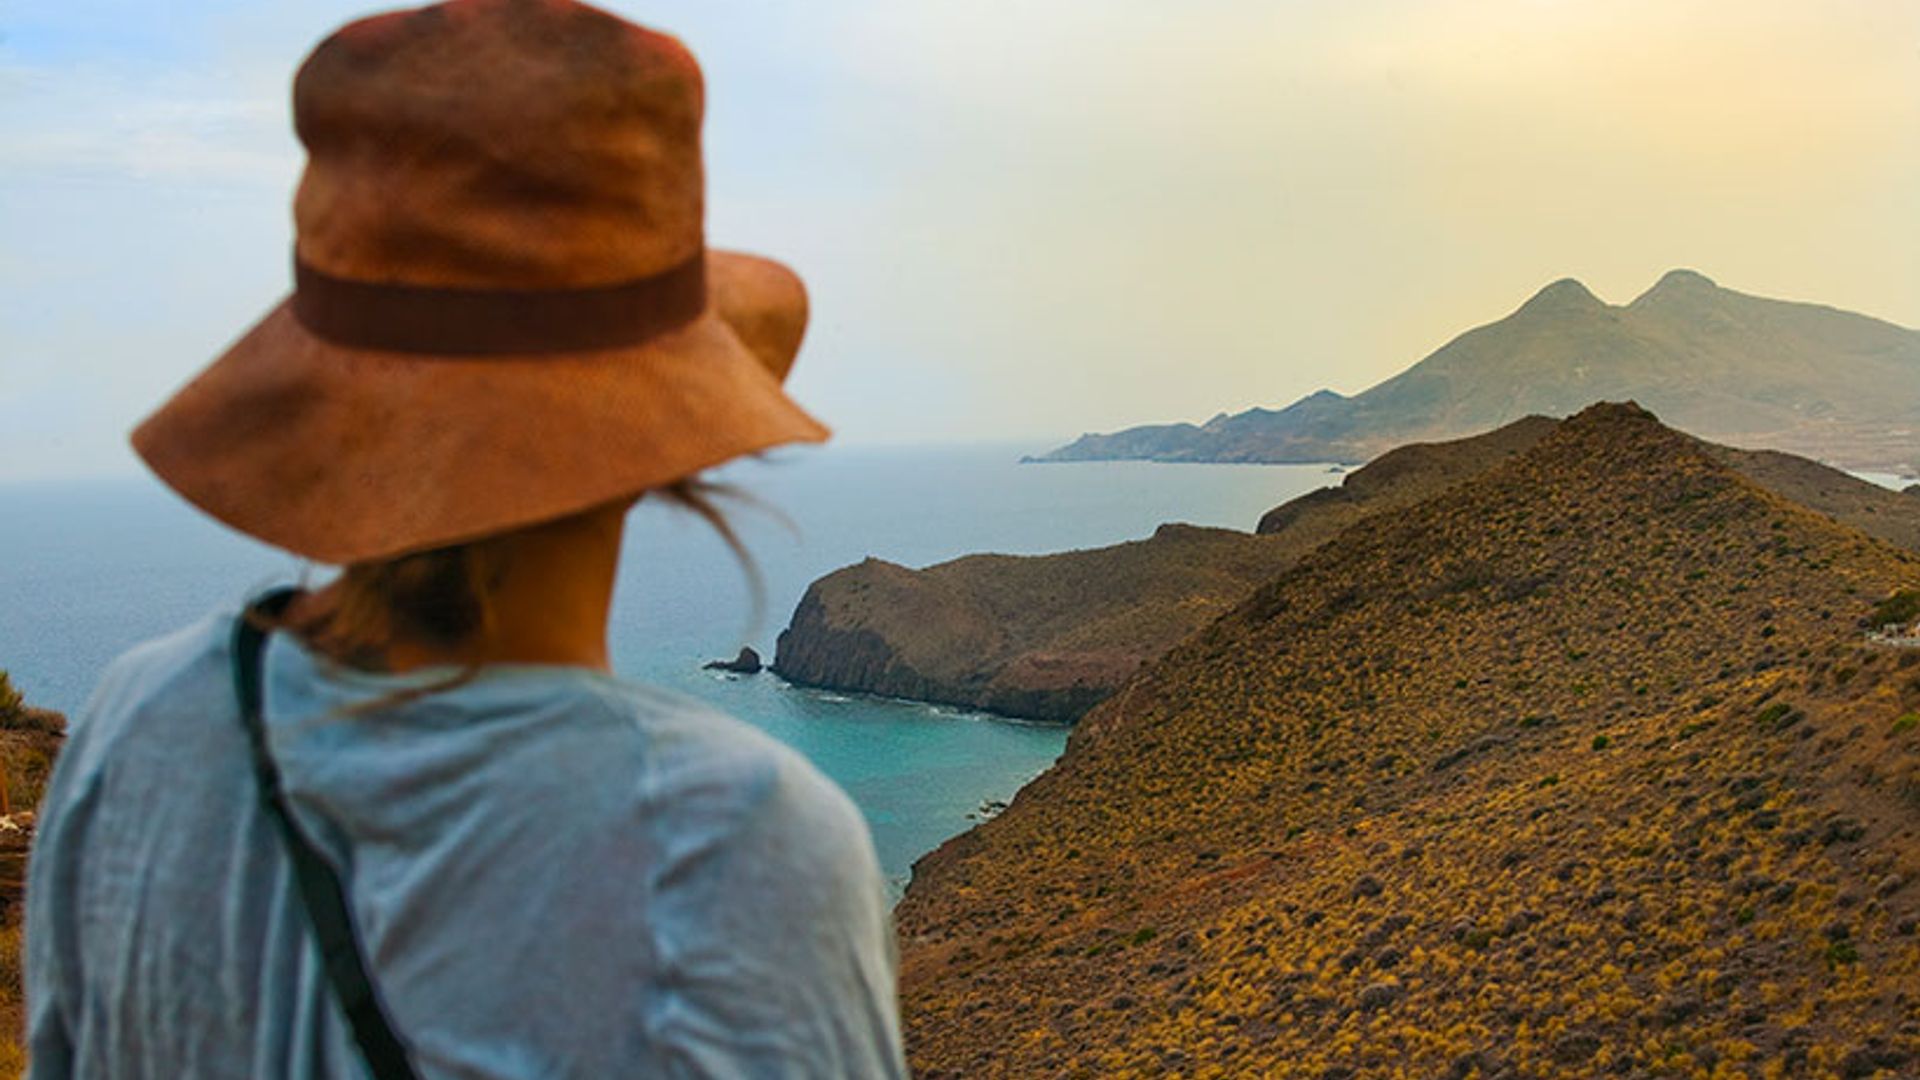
[1034,271,1920,474]
[702,646,763,674]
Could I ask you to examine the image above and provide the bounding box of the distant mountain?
[900,404,1920,1077]
[774,412,1920,722]
[1032,271,1920,474]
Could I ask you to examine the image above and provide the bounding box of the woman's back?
[27,605,906,1078]
[25,1,890,1072]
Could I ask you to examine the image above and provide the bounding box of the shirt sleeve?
[641,744,907,1080]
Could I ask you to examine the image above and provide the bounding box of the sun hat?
[131,0,829,566]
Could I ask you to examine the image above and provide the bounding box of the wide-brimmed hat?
[132,0,829,566]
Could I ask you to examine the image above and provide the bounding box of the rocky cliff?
[899,404,1920,1077]
[774,525,1303,721]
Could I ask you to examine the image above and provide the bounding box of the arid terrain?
[899,404,1920,1078]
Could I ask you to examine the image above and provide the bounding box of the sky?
[2,0,1917,481]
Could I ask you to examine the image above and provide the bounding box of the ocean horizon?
[0,441,1342,889]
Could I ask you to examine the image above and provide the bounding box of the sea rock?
[702,646,763,675]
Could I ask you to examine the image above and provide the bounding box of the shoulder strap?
[232,588,423,1080]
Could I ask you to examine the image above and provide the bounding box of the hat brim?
[132,249,829,565]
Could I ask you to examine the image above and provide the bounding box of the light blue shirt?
[26,603,908,1078]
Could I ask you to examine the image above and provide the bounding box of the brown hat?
[132,0,828,566]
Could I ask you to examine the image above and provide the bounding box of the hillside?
[0,676,64,1075]
[1034,271,1920,475]
[773,421,1567,721]
[898,404,1920,1078]
[1262,420,1920,553]
[1255,416,1558,536]
[777,415,1920,722]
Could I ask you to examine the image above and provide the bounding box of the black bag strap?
[232,588,423,1080]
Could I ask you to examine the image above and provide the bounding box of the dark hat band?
[291,251,708,356]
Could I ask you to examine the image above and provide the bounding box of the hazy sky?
[3,0,1917,481]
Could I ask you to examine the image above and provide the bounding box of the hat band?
[291,251,708,356]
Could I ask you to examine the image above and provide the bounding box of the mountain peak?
[1631,268,1720,306]
[1548,400,1690,456]
[1286,389,1347,411]
[1655,267,1716,290]
[1516,277,1605,315]
[1566,399,1657,426]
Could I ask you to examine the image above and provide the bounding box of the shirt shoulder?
[598,680,871,862]
[592,690,903,1077]
[50,609,234,779]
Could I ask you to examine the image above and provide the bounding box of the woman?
[24,1,908,1076]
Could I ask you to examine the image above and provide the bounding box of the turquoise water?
[0,445,1337,887]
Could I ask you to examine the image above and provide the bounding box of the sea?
[0,444,1341,891]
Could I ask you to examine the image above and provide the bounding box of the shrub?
[1870,589,1920,628]
[0,672,20,724]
